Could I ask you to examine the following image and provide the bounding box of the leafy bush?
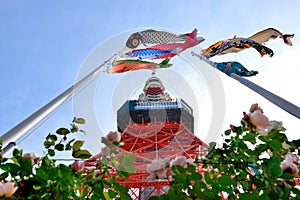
[1,104,299,199]
[0,117,134,199]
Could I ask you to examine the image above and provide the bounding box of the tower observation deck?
[117,73,194,134]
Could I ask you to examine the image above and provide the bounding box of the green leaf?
[21,157,33,174]
[204,172,213,184]
[267,154,281,177]
[49,134,57,141]
[118,153,136,174]
[237,140,248,150]
[103,192,112,200]
[35,168,49,181]
[56,127,70,135]
[43,140,52,148]
[0,172,8,180]
[13,148,22,159]
[80,187,89,198]
[218,175,234,187]
[55,143,64,151]
[190,172,202,181]
[224,129,231,136]
[48,149,55,157]
[117,169,129,179]
[65,138,75,151]
[71,124,79,133]
[243,133,256,143]
[72,150,92,159]
[280,172,294,180]
[239,192,259,200]
[172,165,185,174]
[73,140,84,151]
[108,189,117,198]
[193,181,207,189]
[73,117,85,124]
[268,139,282,151]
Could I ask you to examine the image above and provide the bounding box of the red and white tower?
[85,72,208,199]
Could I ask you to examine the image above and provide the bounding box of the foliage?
[150,104,300,200]
[0,117,134,199]
[1,105,300,199]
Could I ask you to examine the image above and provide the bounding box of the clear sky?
[1,1,300,157]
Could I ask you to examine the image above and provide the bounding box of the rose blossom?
[248,110,270,136]
[146,158,169,180]
[249,103,263,113]
[106,131,121,143]
[280,152,299,176]
[266,120,286,133]
[71,160,85,171]
[0,182,18,198]
[170,156,195,168]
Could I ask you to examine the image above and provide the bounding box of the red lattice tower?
[85,73,208,199]
[117,120,208,199]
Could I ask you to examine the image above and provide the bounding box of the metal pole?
[191,51,300,119]
[230,73,300,119]
[0,55,114,154]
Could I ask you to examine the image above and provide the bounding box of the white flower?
[106,131,121,143]
[0,182,18,198]
[170,156,195,168]
[71,160,85,171]
[266,120,286,133]
[170,156,187,167]
[146,158,169,180]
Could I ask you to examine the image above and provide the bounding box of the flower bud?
[71,160,85,171]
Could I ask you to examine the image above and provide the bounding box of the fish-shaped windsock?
[248,28,294,46]
[124,48,181,60]
[214,61,258,77]
[149,28,205,52]
[202,38,274,59]
[125,29,190,49]
[108,58,172,74]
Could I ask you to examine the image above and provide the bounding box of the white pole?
[230,73,300,119]
[191,51,300,119]
[0,55,114,154]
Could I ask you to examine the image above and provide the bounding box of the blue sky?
[1,1,300,157]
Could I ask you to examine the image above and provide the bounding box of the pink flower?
[146,158,169,180]
[249,103,263,113]
[280,153,299,176]
[106,131,121,143]
[285,152,298,164]
[71,161,85,171]
[249,110,270,136]
[0,182,18,198]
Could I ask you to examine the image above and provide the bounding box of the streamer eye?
[126,33,142,48]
